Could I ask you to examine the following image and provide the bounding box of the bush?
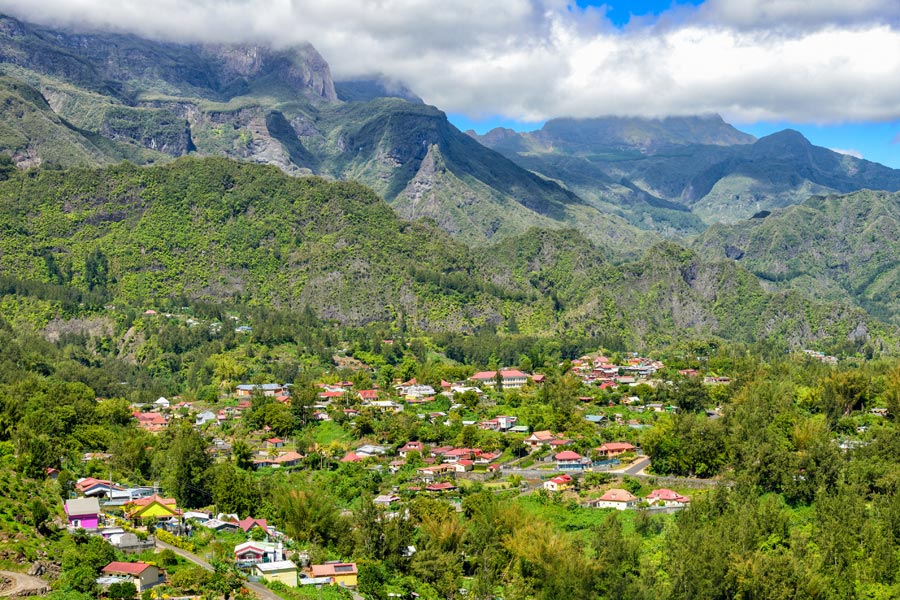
[107,581,138,600]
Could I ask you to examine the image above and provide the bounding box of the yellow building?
[254,561,298,587]
[125,494,179,521]
[310,562,358,588]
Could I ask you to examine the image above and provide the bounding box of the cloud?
[829,148,863,159]
[698,0,900,30]
[2,0,900,124]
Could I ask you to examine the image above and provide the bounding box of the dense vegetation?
[0,157,889,353]
[695,189,900,325]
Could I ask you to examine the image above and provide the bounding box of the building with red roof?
[646,488,690,507]
[543,474,573,492]
[596,442,636,458]
[101,562,160,591]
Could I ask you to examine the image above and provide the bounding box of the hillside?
[694,189,900,325]
[474,118,900,229]
[0,158,888,350]
[0,14,657,252]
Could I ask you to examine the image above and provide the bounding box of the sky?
[3,0,900,166]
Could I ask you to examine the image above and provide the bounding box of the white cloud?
[2,0,900,124]
[829,148,864,159]
[698,0,900,30]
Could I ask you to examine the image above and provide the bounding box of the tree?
[232,439,253,470]
[210,462,261,516]
[277,486,346,546]
[672,377,710,413]
[84,249,109,291]
[162,421,212,508]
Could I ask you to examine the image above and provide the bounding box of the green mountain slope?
[694,189,900,325]
[0,158,889,350]
[0,14,654,252]
[474,118,900,229]
[0,75,168,167]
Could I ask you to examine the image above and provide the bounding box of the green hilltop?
[0,157,890,352]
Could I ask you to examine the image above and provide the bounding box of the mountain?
[0,13,655,253]
[334,75,423,104]
[0,157,889,350]
[694,189,900,325]
[473,117,900,229]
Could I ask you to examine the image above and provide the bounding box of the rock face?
[99,107,194,156]
[199,43,337,101]
[0,15,337,103]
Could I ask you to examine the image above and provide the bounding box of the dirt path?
[0,570,50,597]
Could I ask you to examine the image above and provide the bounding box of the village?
[50,349,724,597]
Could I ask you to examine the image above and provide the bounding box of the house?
[429,446,454,458]
[398,441,425,458]
[76,477,124,498]
[588,489,638,510]
[310,562,358,588]
[195,410,217,426]
[64,497,101,530]
[453,460,474,473]
[596,442,636,458]
[543,474,573,492]
[100,562,160,592]
[255,560,298,586]
[443,448,473,463]
[125,494,179,520]
[400,384,436,399]
[374,494,401,507]
[154,397,170,409]
[524,430,556,448]
[555,450,586,471]
[356,444,388,458]
[369,400,403,413]
[341,451,363,463]
[273,451,304,467]
[183,511,211,523]
[203,518,239,533]
[416,464,456,481]
[646,489,690,508]
[238,517,269,534]
[266,438,285,450]
[474,451,501,465]
[469,369,530,390]
[358,390,378,402]
[134,412,167,432]
[235,541,284,564]
[425,482,457,493]
[236,383,290,397]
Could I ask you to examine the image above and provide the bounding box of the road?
[620,456,651,475]
[155,539,282,600]
[0,570,50,597]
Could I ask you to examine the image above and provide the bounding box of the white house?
[587,489,638,510]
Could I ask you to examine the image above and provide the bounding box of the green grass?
[313,421,353,446]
